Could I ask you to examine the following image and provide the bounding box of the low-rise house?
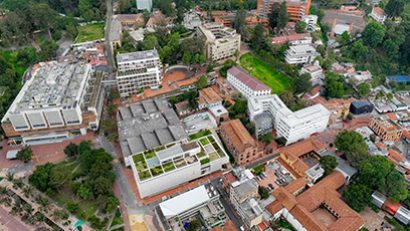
[299,62,324,86]
[198,87,229,123]
[301,15,320,32]
[146,10,174,30]
[348,70,372,87]
[272,33,311,45]
[183,10,202,30]
[129,28,145,44]
[369,118,403,141]
[285,44,318,64]
[331,62,355,76]
[219,119,263,165]
[113,14,145,27]
[370,7,387,23]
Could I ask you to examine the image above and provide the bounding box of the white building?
[301,15,320,32]
[116,49,163,97]
[1,61,103,144]
[136,0,152,12]
[227,67,271,99]
[156,184,227,231]
[183,10,202,30]
[285,44,318,64]
[299,62,324,86]
[197,23,241,61]
[128,133,229,198]
[370,7,387,23]
[227,67,330,145]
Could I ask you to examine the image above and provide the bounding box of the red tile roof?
[227,66,270,91]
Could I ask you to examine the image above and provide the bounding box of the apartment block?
[225,168,263,228]
[257,0,312,21]
[369,118,403,141]
[285,44,318,64]
[227,67,330,145]
[155,184,227,231]
[1,61,103,144]
[116,49,163,97]
[197,23,241,61]
[219,119,263,165]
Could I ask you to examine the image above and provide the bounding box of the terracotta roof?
[403,130,410,140]
[285,178,307,195]
[373,7,385,16]
[267,171,364,231]
[174,100,190,113]
[199,87,222,105]
[388,148,405,164]
[272,33,310,44]
[386,113,398,121]
[220,119,257,153]
[227,66,270,91]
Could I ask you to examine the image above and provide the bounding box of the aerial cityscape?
[0,0,410,230]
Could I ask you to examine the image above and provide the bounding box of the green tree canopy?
[64,143,79,157]
[295,21,306,33]
[385,0,405,18]
[342,184,371,212]
[16,146,33,163]
[334,130,369,167]
[362,22,386,48]
[319,155,338,175]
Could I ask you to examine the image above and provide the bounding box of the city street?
[104,0,115,71]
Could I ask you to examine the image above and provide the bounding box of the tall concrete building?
[116,49,163,97]
[257,0,312,21]
[197,23,241,61]
[136,0,152,12]
[1,61,103,144]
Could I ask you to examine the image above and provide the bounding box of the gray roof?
[118,98,188,157]
[117,49,159,63]
[319,150,357,177]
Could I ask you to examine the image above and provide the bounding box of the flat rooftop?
[117,49,159,63]
[118,98,188,157]
[9,61,90,113]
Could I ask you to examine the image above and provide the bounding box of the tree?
[268,3,281,31]
[319,155,338,175]
[295,21,306,33]
[343,184,371,212]
[324,72,345,98]
[76,184,93,200]
[277,2,289,32]
[196,75,208,89]
[49,164,67,191]
[186,219,201,231]
[261,133,273,145]
[385,0,405,18]
[294,74,312,94]
[220,60,237,78]
[39,40,58,61]
[358,83,371,98]
[258,186,270,199]
[250,24,267,51]
[334,130,369,167]
[182,52,192,65]
[16,146,33,163]
[104,196,119,213]
[141,34,159,50]
[362,22,386,48]
[233,8,246,36]
[93,176,112,197]
[29,163,54,192]
[64,143,78,157]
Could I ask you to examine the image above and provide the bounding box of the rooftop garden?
[200,158,210,165]
[144,150,156,159]
[174,158,187,168]
[163,162,176,172]
[209,152,220,161]
[200,137,210,146]
[197,152,206,158]
[189,129,212,140]
[133,154,148,172]
[150,166,164,176]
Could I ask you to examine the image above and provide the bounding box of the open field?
[75,23,104,43]
[240,53,292,94]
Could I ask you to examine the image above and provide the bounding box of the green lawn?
[188,130,211,140]
[75,23,105,43]
[240,53,292,94]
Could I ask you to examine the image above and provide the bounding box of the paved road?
[104,0,115,71]
[0,206,30,231]
[211,178,245,230]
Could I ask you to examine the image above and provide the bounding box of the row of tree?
[333,130,408,211]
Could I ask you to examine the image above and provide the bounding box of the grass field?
[75,23,105,43]
[240,53,292,94]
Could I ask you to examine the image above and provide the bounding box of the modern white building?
[156,184,227,231]
[285,44,318,64]
[136,0,152,12]
[1,61,103,144]
[299,62,324,86]
[227,67,330,145]
[116,49,163,97]
[127,131,229,198]
[227,67,271,99]
[301,15,320,32]
[197,23,241,61]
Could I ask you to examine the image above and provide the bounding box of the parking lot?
[255,161,296,192]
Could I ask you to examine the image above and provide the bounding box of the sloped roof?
[227,66,270,91]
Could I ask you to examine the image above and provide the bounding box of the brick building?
[369,118,403,141]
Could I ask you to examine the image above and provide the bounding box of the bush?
[258,186,270,199]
